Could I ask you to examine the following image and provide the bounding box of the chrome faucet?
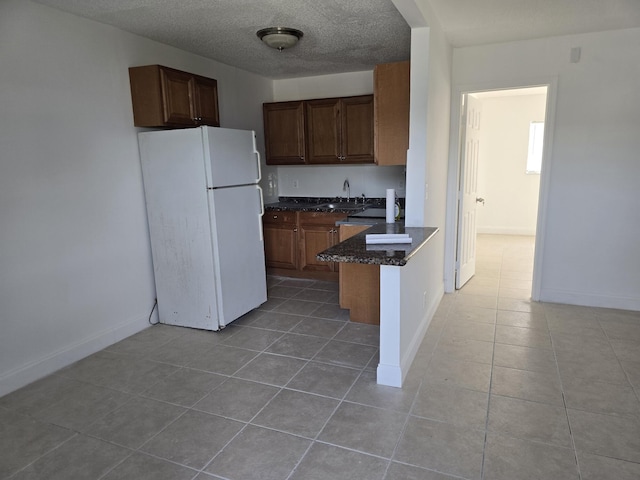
[343,178,350,202]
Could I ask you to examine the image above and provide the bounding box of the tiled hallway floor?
[1,234,640,479]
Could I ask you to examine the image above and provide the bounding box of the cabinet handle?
[273,215,278,219]
[293,228,298,232]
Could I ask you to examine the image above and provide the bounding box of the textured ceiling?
[33,0,640,79]
[33,0,411,79]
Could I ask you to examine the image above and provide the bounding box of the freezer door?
[208,184,267,327]
[139,129,220,330]
[202,127,260,188]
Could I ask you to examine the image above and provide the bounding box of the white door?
[208,184,267,327]
[202,127,260,188]
[456,94,482,289]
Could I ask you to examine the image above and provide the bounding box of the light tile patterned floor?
[1,234,639,479]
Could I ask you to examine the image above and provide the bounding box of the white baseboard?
[376,363,403,388]
[0,315,150,397]
[377,284,445,388]
[399,285,444,382]
[477,227,536,236]
[539,288,640,312]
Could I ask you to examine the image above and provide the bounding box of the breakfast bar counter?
[317,222,439,267]
[317,221,440,388]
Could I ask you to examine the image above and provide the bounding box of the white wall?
[0,0,273,395]
[268,71,406,202]
[273,71,374,101]
[277,165,405,200]
[452,28,640,310]
[398,13,451,378]
[377,0,451,386]
[476,93,546,235]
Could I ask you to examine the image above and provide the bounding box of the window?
[526,121,544,174]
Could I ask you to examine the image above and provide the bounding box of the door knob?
[476,197,485,205]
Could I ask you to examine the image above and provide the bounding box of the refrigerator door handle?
[257,185,265,242]
[255,150,262,183]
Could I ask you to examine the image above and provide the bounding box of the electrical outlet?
[424,183,429,200]
[293,179,299,189]
[423,291,427,309]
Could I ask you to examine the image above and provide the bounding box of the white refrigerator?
[138,126,267,331]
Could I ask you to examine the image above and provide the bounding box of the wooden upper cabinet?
[306,98,341,164]
[193,75,220,127]
[128,65,219,128]
[374,61,410,165]
[263,101,306,165]
[158,67,195,125]
[341,95,374,164]
[306,95,374,164]
[263,94,373,165]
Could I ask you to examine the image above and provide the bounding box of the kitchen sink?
[320,202,369,211]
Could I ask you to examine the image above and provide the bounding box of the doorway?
[445,83,555,301]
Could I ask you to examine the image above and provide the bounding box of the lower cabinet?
[263,211,346,281]
[263,211,298,270]
[298,212,345,273]
[339,224,380,325]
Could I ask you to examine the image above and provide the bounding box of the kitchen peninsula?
[319,222,439,388]
[265,198,439,388]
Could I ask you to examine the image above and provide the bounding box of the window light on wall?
[526,121,544,174]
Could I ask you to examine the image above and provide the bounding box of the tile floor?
[1,234,639,479]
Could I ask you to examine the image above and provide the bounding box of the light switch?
[570,47,581,63]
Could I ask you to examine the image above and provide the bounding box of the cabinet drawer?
[263,211,297,225]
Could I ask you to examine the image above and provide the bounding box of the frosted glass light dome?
[257,27,303,51]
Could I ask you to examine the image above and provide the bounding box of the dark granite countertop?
[317,223,439,266]
[264,196,402,215]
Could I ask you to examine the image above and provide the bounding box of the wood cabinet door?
[194,76,220,127]
[263,224,298,270]
[338,224,371,306]
[263,101,306,165]
[299,223,336,272]
[337,224,380,324]
[306,98,341,164]
[159,67,197,126]
[341,95,374,164]
[129,65,220,128]
[374,61,410,165]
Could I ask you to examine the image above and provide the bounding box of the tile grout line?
[545,305,585,480]
[479,294,499,480]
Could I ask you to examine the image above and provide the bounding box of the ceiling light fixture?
[257,27,303,51]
